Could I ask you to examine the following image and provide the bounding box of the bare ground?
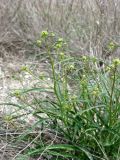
[0,55,50,160]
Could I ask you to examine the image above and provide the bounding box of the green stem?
[109,66,116,125]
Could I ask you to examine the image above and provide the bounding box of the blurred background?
[0,0,120,59]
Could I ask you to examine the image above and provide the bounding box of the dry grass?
[0,0,120,59]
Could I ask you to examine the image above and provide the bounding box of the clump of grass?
[6,31,120,160]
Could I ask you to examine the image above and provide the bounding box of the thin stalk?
[109,66,117,126]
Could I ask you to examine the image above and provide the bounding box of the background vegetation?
[1,0,120,58]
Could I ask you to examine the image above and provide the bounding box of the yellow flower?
[113,58,120,65]
[60,52,64,56]
[13,90,21,98]
[36,40,42,46]
[51,32,55,37]
[81,79,87,85]
[69,64,75,70]
[59,52,65,59]
[58,38,63,43]
[108,42,115,51]
[82,75,86,78]
[41,31,48,38]
[63,104,73,111]
[55,43,62,49]
[82,56,87,61]
[92,87,99,97]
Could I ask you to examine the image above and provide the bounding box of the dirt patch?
[0,56,52,159]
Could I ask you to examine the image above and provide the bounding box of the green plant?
[5,32,120,160]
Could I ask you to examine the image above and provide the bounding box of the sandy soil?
[0,56,51,160]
